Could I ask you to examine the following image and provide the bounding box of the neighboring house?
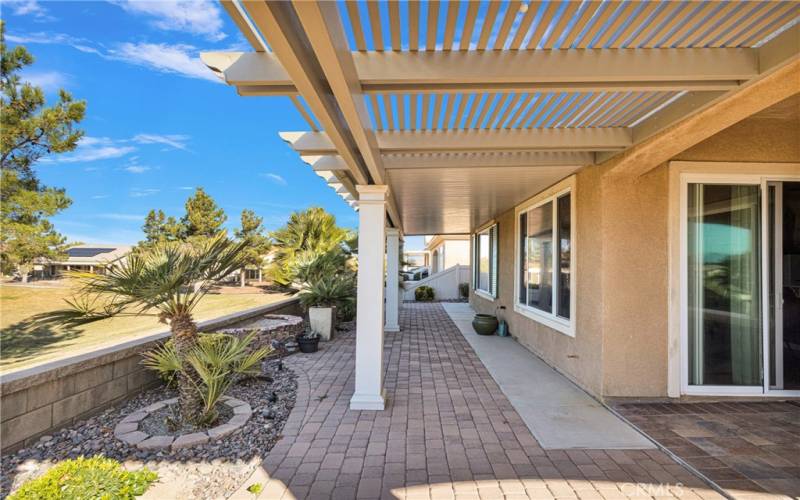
[205,3,800,410]
[402,250,428,269]
[37,245,132,279]
[424,235,470,274]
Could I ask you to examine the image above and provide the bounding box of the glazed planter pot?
[472,314,498,336]
[309,306,336,341]
[297,336,320,353]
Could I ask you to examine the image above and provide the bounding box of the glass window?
[474,224,498,296]
[517,191,573,330]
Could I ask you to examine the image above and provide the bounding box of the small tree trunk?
[170,314,203,424]
[240,268,246,288]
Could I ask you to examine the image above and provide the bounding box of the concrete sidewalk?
[442,302,654,450]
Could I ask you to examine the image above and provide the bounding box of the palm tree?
[268,207,354,287]
[37,234,248,424]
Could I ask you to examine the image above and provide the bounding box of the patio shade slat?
[531,92,565,128]
[442,93,456,130]
[679,1,743,47]
[527,1,561,49]
[613,92,665,126]
[432,94,443,130]
[690,2,762,47]
[408,1,420,51]
[593,2,640,49]
[627,2,683,48]
[541,92,574,127]
[474,93,496,128]
[553,92,592,127]
[409,93,418,130]
[575,1,619,49]
[426,0,440,50]
[660,2,719,48]
[642,3,693,48]
[389,0,402,51]
[494,93,522,129]
[581,91,628,127]
[600,91,650,127]
[575,92,619,127]
[484,93,509,129]
[514,94,541,128]
[443,0,461,51]
[382,94,395,130]
[397,93,406,130]
[566,92,608,127]
[542,1,581,49]
[476,1,502,50]
[289,95,319,131]
[614,1,660,48]
[723,2,799,47]
[453,92,470,129]
[493,0,523,50]
[459,1,480,51]
[463,93,483,129]
[595,91,640,127]
[422,93,431,130]
[509,1,541,50]
[562,1,602,48]
[505,93,533,128]
[345,1,367,51]
[524,93,554,128]
[625,91,679,127]
[367,1,385,51]
[220,0,268,52]
[370,94,384,130]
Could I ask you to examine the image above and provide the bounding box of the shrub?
[141,332,270,425]
[458,282,469,298]
[415,286,435,302]
[9,456,157,500]
[298,274,355,309]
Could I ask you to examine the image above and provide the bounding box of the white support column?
[385,228,401,333]
[351,185,388,411]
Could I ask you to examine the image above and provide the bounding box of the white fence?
[402,264,471,301]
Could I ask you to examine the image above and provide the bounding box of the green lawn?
[0,285,290,373]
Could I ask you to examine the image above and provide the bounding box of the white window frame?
[472,222,498,300]
[514,178,576,337]
[670,162,800,398]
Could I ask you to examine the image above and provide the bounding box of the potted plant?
[298,275,355,341]
[297,331,321,353]
[472,313,498,335]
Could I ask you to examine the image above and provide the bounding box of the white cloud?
[133,133,190,151]
[95,213,145,222]
[178,186,195,190]
[113,0,226,41]
[5,0,53,20]
[91,194,110,199]
[109,42,220,83]
[262,173,287,186]
[124,165,150,174]
[46,136,136,163]
[22,71,70,92]
[130,188,160,198]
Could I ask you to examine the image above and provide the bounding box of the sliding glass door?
[686,183,762,387]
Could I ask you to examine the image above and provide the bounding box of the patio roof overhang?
[203,0,800,234]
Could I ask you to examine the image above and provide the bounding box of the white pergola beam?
[203,47,758,94]
[282,129,631,154]
[383,151,595,169]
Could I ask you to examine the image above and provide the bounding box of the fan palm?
[35,234,249,424]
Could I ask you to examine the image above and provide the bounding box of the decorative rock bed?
[220,314,303,355]
[113,396,252,451]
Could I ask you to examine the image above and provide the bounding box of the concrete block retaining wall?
[0,297,301,453]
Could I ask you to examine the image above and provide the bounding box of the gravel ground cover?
[1,358,298,499]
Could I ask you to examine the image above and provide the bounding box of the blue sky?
[3,0,426,251]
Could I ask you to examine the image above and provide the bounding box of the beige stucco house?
[36,244,132,279]
[203,1,799,407]
[424,235,470,274]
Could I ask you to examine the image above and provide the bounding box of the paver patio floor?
[234,303,723,499]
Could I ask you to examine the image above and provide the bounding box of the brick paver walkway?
[237,303,723,499]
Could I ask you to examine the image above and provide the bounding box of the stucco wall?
[470,114,799,400]
[443,240,470,269]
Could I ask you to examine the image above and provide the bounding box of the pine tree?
[182,188,226,243]
[0,22,86,282]
[141,209,185,246]
[234,209,271,286]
